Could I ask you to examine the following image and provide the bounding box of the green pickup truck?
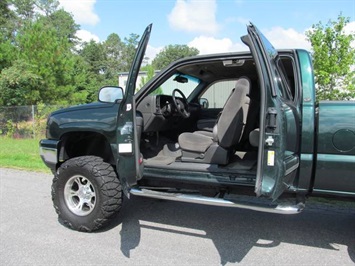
[40,23,355,232]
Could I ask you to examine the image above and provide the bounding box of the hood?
[46,101,120,139]
[51,102,112,115]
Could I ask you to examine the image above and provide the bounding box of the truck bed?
[313,101,355,196]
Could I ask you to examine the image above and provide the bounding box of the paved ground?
[0,168,354,265]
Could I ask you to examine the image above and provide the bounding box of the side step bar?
[130,188,304,215]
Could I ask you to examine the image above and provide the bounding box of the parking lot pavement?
[0,168,354,265]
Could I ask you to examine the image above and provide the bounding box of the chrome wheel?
[64,175,96,216]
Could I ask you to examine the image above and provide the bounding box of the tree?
[306,15,355,100]
[10,0,36,21]
[152,44,199,70]
[0,60,42,106]
[34,0,59,16]
[0,0,16,41]
[42,9,79,46]
[102,33,124,80]
[16,20,71,102]
[121,33,140,71]
[0,37,17,71]
[0,19,87,105]
[137,65,160,93]
[0,0,91,106]
[80,40,106,75]
[79,39,122,101]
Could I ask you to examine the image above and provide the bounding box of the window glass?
[276,58,294,100]
[150,73,199,97]
[200,80,237,109]
[279,57,296,99]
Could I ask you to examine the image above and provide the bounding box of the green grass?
[0,137,49,172]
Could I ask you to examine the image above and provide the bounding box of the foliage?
[0,0,200,107]
[0,0,16,41]
[0,104,67,138]
[152,44,199,70]
[0,38,17,71]
[103,33,124,79]
[5,120,16,137]
[10,0,36,21]
[80,40,106,75]
[0,60,43,106]
[122,33,140,71]
[0,0,149,107]
[137,65,161,93]
[306,14,355,100]
[0,1,16,71]
[40,8,79,47]
[18,19,87,104]
[4,1,352,106]
[0,1,87,105]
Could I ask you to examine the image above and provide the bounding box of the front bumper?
[39,139,59,172]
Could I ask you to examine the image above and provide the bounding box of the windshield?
[150,73,200,98]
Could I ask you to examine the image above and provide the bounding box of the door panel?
[246,23,301,200]
[116,24,152,196]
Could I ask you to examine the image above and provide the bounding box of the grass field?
[0,137,49,172]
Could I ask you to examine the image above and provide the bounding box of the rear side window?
[277,57,297,101]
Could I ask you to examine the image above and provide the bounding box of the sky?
[57,0,355,61]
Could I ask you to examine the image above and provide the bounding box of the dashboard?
[137,95,184,132]
[156,95,178,117]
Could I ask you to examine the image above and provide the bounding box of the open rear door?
[116,24,152,196]
[244,23,301,200]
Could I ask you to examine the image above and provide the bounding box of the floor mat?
[145,155,177,166]
[225,159,256,170]
[144,143,182,167]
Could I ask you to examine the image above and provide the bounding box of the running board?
[130,188,304,215]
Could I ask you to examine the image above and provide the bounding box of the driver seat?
[178,77,251,164]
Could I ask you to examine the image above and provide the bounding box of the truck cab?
[114,23,303,205]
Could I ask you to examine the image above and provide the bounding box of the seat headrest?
[236,76,251,95]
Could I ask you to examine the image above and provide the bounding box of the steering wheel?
[172,89,190,118]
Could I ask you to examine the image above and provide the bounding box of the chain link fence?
[0,105,67,139]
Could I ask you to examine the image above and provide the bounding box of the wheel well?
[60,132,115,165]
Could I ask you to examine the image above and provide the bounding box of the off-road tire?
[52,156,122,232]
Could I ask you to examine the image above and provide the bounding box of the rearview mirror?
[98,86,124,103]
[173,75,188,83]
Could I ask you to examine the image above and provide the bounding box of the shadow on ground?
[102,196,355,265]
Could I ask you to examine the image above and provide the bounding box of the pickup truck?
[40,23,355,232]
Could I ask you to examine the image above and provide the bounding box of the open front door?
[244,23,301,200]
[116,24,152,196]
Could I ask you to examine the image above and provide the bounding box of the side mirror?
[98,86,124,103]
[199,98,209,109]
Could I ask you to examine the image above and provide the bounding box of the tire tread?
[52,156,122,232]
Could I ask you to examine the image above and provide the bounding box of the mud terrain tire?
[52,156,122,232]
